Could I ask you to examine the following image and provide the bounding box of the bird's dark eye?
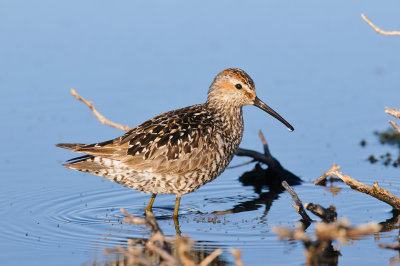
[235,84,242,89]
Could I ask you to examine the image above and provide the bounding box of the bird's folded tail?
[56,143,86,151]
[56,142,95,167]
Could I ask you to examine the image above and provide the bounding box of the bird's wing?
[72,105,221,174]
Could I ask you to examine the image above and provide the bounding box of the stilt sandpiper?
[56,68,294,217]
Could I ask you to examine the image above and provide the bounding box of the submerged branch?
[305,203,337,223]
[235,148,269,164]
[282,181,312,225]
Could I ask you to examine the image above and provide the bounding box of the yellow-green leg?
[173,216,182,236]
[145,194,157,212]
[172,195,181,218]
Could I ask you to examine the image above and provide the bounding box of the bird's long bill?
[253,97,294,131]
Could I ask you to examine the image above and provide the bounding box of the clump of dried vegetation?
[104,209,241,266]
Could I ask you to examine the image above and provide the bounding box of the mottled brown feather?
[61,104,222,175]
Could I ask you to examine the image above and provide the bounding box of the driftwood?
[315,164,400,210]
[361,14,400,36]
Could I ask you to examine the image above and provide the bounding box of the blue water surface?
[1,1,400,265]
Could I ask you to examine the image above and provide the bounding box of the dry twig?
[385,107,400,133]
[389,121,400,134]
[361,14,400,36]
[282,181,312,225]
[230,249,244,266]
[70,88,131,131]
[386,107,400,119]
[315,164,400,210]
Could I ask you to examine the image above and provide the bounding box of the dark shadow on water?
[240,162,302,194]
[379,209,400,232]
[212,160,302,216]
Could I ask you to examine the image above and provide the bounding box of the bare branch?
[316,165,400,210]
[282,181,313,224]
[361,14,400,36]
[70,88,131,131]
[314,163,342,185]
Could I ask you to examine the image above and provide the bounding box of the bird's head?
[207,68,294,131]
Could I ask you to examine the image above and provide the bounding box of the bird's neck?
[206,100,244,143]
